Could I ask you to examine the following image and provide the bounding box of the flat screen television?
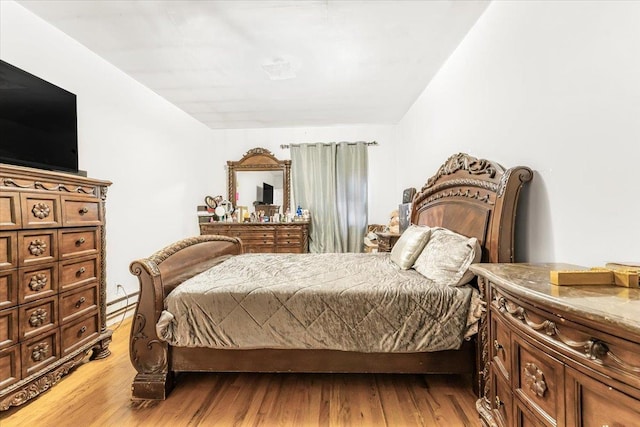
[0,59,79,174]
[262,182,274,205]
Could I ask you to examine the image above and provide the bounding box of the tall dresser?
[472,263,640,427]
[0,164,111,410]
[200,221,309,253]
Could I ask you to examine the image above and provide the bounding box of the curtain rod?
[280,141,378,149]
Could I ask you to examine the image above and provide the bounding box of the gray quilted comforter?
[157,253,481,353]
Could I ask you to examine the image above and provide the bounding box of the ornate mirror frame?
[227,147,291,212]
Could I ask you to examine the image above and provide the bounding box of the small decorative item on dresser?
[376,231,401,252]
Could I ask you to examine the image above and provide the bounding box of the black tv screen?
[263,182,274,204]
[0,60,78,173]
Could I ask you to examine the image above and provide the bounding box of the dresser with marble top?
[471,263,640,427]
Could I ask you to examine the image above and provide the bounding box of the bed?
[129,153,532,400]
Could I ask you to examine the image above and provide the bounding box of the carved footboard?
[129,235,242,400]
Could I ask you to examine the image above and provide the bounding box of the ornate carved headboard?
[411,153,532,263]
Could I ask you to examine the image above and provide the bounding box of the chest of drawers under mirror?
[0,164,111,411]
[472,263,640,427]
[200,221,309,254]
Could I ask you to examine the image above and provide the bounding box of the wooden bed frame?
[129,153,532,400]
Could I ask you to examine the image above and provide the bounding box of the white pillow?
[390,225,432,269]
[412,227,481,286]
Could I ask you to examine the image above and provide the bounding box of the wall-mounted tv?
[0,60,79,174]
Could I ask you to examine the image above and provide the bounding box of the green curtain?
[291,142,368,253]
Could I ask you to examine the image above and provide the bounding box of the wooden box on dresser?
[472,263,640,427]
[200,221,309,253]
[0,164,111,410]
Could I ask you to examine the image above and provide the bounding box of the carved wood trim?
[0,331,112,410]
[524,362,547,397]
[494,292,640,376]
[421,153,500,191]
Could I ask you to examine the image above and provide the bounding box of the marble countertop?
[470,263,640,339]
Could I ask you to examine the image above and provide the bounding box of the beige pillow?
[390,225,431,269]
[413,227,481,286]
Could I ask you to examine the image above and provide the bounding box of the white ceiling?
[18,0,489,129]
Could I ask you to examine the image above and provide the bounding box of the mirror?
[228,148,291,216]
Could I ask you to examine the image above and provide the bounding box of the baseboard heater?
[106,290,139,323]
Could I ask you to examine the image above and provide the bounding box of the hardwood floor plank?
[0,318,480,426]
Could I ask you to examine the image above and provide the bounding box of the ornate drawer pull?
[32,202,51,219]
[76,297,86,308]
[31,343,50,362]
[495,396,503,408]
[524,362,547,397]
[29,239,47,256]
[29,273,48,291]
[77,267,86,275]
[29,308,48,327]
[493,340,503,352]
[76,237,86,245]
[79,326,87,335]
[79,207,89,214]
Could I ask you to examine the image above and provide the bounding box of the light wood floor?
[1,318,480,426]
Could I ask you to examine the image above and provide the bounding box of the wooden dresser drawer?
[0,344,21,390]
[20,193,61,229]
[18,230,57,267]
[515,398,547,427]
[18,264,58,304]
[61,197,102,227]
[58,228,99,260]
[565,366,640,426]
[0,232,17,271]
[59,255,98,293]
[277,227,302,238]
[244,245,275,254]
[21,329,59,378]
[240,236,276,245]
[0,308,18,350]
[492,367,513,427]
[60,284,98,324]
[19,296,58,341]
[513,333,565,426]
[0,270,18,310]
[0,192,21,229]
[61,312,99,356]
[491,309,512,381]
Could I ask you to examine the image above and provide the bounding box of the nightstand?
[376,232,401,252]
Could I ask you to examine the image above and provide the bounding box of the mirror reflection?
[235,170,284,213]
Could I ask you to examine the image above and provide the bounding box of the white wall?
[1,1,217,301]
[396,0,640,265]
[209,125,398,226]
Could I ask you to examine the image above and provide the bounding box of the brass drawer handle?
[495,396,503,408]
[76,237,86,245]
[77,267,86,275]
[79,207,89,214]
[78,326,87,336]
[76,297,86,308]
[493,340,503,351]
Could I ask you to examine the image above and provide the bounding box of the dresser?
[200,221,309,253]
[472,263,640,427]
[0,164,111,410]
